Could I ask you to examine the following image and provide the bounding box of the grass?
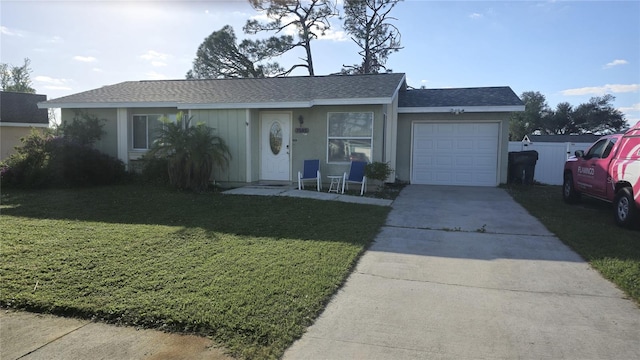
[0,185,390,359]
[506,184,640,303]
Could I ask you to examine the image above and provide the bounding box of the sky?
[1,0,639,124]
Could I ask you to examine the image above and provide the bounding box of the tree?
[543,102,574,135]
[186,25,292,79]
[509,91,550,140]
[0,58,36,93]
[146,112,231,191]
[342,0,402,74]
[244,0,338,76]
[510,91,627,139]
[572,95,626,134]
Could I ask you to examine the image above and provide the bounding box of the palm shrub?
[146,112,231,191]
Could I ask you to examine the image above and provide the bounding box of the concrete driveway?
[284,185,640,359]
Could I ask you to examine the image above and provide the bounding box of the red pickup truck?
[563,121,640,228]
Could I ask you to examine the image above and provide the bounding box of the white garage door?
[412,122,499,186]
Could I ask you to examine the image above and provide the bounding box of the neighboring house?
[1,91,49,161]
[38,73,524,187]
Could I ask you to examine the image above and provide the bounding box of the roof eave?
[38,101,181,109]
[0,122,49,127]
[39,97,395,110]
[398,105,525,113]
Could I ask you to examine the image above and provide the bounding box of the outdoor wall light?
[295,115,309,135]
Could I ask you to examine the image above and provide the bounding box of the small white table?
[327,175,342,193]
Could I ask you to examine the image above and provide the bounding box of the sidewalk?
[0,310,231,360]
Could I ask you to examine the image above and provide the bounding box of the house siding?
[285,104,386,182]
[396,112,512,185]
[190,109,248,183]
[0,126,46,161]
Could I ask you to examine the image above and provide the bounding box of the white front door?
[260,113,291,181]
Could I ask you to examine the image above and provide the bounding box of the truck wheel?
[614,187,638,228]
[563,173,580,204]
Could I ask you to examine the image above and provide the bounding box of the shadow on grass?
[0,184,390,245]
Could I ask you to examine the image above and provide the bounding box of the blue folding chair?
[297,159,321,191]
[342,161,367,196]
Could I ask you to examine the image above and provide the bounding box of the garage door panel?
[436,139,453,150]
[475,155,495,167]
[455,157,474,167]
[414,139,433,151]
[437,124,455,134]
[455,124,476,135]
[455,140,474,150]
[412,122,499,186]
[435,156,453,166]
[415,123,436,136]
[434,172,453,182]
[477,139,496,150]
[414,154,433,166]
[474,125,496,136]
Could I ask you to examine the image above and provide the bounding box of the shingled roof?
[39,73,407,109]
[398,86,523,109]
[1,91,48,124]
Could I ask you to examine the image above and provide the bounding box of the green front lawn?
[0,185,390,359]
[506,185,640,304]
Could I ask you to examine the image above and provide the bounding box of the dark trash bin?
[508,150,538,185]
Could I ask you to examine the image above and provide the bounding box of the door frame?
[260,111,292,181]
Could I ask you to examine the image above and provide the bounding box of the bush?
[365,162,394,191]
[1,130,127,189]
[138,156,170,185]
[58,111,106,146]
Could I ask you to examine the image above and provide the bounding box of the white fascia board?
[40,97,396,111]
[393,74,407,96]
[0,122,49,127]
[183,97,393,110]
[38,102,180,109]
[398,105,525,113]
[182,101,311,110]
[312,97,392,106]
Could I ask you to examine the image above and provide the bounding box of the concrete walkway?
[0,310,231,360]
[283,185,640,359]
[222,185,394,206]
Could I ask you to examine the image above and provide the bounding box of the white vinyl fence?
[508,142,594,185]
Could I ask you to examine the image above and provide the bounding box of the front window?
[132,114,162,150]
[270,121,283,155]
[327,112,373,163]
